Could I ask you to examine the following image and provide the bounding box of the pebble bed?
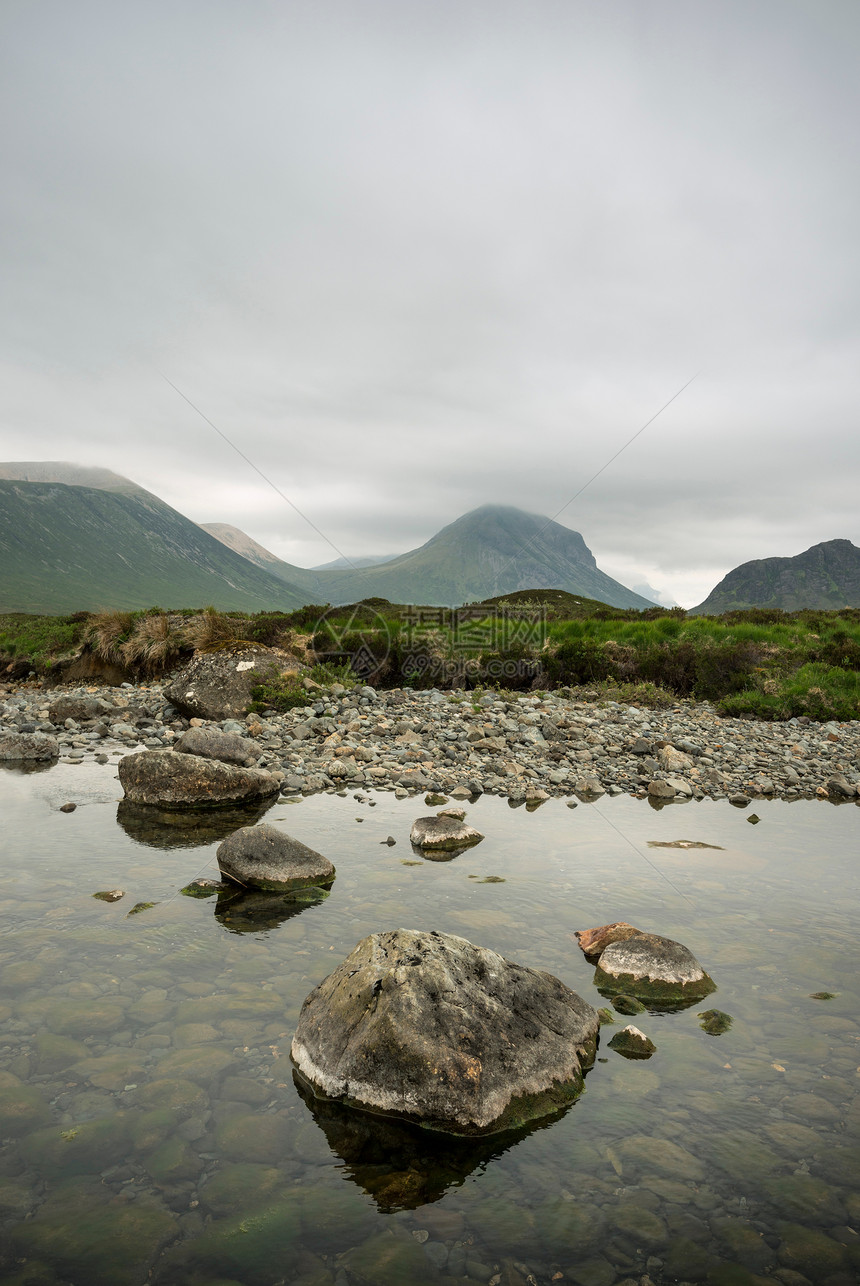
[2,678,860,806]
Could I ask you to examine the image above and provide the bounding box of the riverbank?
[3,678,859,805]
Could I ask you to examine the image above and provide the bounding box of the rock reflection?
[292,1068,572,1212]
[115,797,276,848]
[0,759,56,775]
[215,883,330,934]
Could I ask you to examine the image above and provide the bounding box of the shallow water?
[1,760,859,1286]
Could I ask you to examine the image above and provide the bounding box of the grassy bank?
[2,596,860,722]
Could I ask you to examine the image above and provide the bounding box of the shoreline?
[2,677,859,806]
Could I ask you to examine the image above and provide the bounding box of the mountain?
[691,539,860,615]
[0,469,308,614]
[0,464,653,614]
[302,505,655,608]
[313,554,396,571]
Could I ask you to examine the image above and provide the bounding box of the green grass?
[0,613,88,668]
[3,601,860,722]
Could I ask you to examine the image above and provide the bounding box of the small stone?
[747,813,761,824]
[59,801,77,813]
[92,889,125,902]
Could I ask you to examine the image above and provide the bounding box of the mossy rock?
[698,1008,733,1035]
[345,1229,442,1286]
[199,1164,286,1218]
[20,1113,133,1178]
[163,1202,303,1286]
[9,1179,177,1286]
[0,1083,52,1135]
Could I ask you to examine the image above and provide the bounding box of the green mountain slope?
[691,539,860,614]
[0,480,307,614]
[305,505,654,608]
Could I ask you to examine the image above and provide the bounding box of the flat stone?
[118,749,280,808]
[216,823,335,891]
[174,726,258,766]
[0,731,59,759]
[594,932,716,1005]
[409,815,484,852]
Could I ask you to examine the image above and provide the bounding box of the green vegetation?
[2,598,859,723]
[0,612,89,669]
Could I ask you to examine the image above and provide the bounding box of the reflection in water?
[115,796,276,848]
[0,758,57,775]
[594,980,708,1014]
[215,882,330,933]
[292,1068,573,1212]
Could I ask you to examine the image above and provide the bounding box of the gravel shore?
[3,678,860,806]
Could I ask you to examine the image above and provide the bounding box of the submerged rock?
[594,932,716,1007]
[409,814,484,852]
[118,749,280,809]
[216,823,335,891]
[698,1008,733,1035]
[291,927,599,1135]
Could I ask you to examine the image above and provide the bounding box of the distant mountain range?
[0,463,654,613]
[4,462,856,618]
[691,539,860,614]
[0,466,307,614]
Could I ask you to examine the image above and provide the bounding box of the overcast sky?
[2,1,858,606]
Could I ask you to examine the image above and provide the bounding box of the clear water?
[1,759,859,1286]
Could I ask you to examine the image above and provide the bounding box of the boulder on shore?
[0,732,59,761]
[164,647,300,721]
[216,823,335,891]
[291,928,599,1136]
[593,932,715,1007]
[410,814,484,852]
[174,726,258,768]
[117,749,280,809]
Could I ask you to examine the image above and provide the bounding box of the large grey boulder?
[47,695,114,723]
[291,928,599,1136]
[593,932,715,1006]
[164,647,297,721]
[118,749,280,809]
[174,726,258,767]
[410,814,484,853]
[216,823,335,891]
[0,733,59,760]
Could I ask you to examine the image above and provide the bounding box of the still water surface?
[1,760,859,1286]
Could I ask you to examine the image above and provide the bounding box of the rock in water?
[409,815,484,852]
[575,922,642,959]
[216,824,335,891]
[173,727,258,767]
[607,1025,657,1059]
[291,928,599,1135]
[0,732,59,760]
[117,750,280,808]
[593,932,715,1007]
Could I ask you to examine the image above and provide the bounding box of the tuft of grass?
[82,610,138,664]
[185,607,254,651]
[120,612,188,674]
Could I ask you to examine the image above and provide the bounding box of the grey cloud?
[1,0,858,607]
